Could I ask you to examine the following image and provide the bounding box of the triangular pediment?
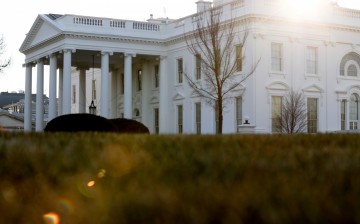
[266,82,289,91]
[303,84,324,93]
[20,15,63,53]
[173,92,186,101]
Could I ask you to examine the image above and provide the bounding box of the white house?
[20,0,360,134]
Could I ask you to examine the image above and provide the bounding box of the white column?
[116,69,122,117]
[24,63,33,131]
[159,56,168,133]
[36,59,44,131]
[62,49,73,115]
[79,67,87,113]
[111,69,118,118]
[58,68,63,116]
[100,51,112,118]
[124,53,135,119]
[48,54,57,121]
[141,61,151,127]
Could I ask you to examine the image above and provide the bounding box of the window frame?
[271,95,283,133]
[195,54,201,80]
[271,42,283,72]
[177,58,183,84]
[307,98,318,133]
[154,65,159,88]
[177,104,183,133]
[236,44,243,72]
[306,46,318,75]
[72,85,76,104]
[195,102,201,134]
[154,107,159,134]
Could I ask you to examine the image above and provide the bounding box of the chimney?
[196,0,212,13]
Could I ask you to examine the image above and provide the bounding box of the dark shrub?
[44,114,118,132]
[110,118,150,134]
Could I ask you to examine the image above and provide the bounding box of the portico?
[22,48,165,132]
[20,14,169,132]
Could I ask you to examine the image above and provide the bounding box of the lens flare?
[87,180,95,187]
[43,212,60,224]
[97,169,106,178]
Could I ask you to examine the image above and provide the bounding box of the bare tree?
[184,7,258,134]
[275,89,307,134]
[0,35,11,73]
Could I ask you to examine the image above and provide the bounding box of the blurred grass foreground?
[1,133,360,223]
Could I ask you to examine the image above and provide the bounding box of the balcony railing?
[72,16,161,31]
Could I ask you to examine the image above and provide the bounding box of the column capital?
[23,62,35,68]
[159,55,167,60]
[101,51,113,56]
[48,53,58,58]
[36,58,44,64]
[62,49,76,54]
[124,52,136,57]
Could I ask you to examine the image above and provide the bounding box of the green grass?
[1,132,360,223]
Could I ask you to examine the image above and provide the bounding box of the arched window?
[340,52,360,76]
[348,64,358,77]
[349,94,359,130]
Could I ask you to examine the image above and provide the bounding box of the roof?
[0,92,40,108]
[46,14,63,20]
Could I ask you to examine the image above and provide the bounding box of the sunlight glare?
[279,0,324,20]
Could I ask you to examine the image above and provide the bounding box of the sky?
[0,0,359,94]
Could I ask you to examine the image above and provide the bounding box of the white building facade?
[20,0,360,134]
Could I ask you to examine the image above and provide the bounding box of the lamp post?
[88,55,97,115]
[89,100,96,115]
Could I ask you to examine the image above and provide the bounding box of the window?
[341,100,346,130]
[348,64,357,77]
[121,73,124,94]
[195,102,201,134]
[306,47,318,74]
[177,105,183,133]
[350,94,358,130]
[307,98,318,133]
[72,85,76,104]
[177,58,183,83]
[154,108,159,134]
[137,70,142,91]
[154,65,159,88]
[236,97,243,127]
[195,54,201,80]
[236,44,243,72]
[92,80,97,100]
[271,96,282,132]
[340,52,360,76]
[271,43,283,72]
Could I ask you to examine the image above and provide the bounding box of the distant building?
[0,92,36,109]
[0,109,34,131]
[20,0,360,133]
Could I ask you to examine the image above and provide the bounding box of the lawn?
[0,132,360,223]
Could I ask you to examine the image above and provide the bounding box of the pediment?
[173,92,186,101]
[266,81,289,91]
[347,85,360,93]
[20,15,62,53]
[150,95,159,104]
[302,84,324,93]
